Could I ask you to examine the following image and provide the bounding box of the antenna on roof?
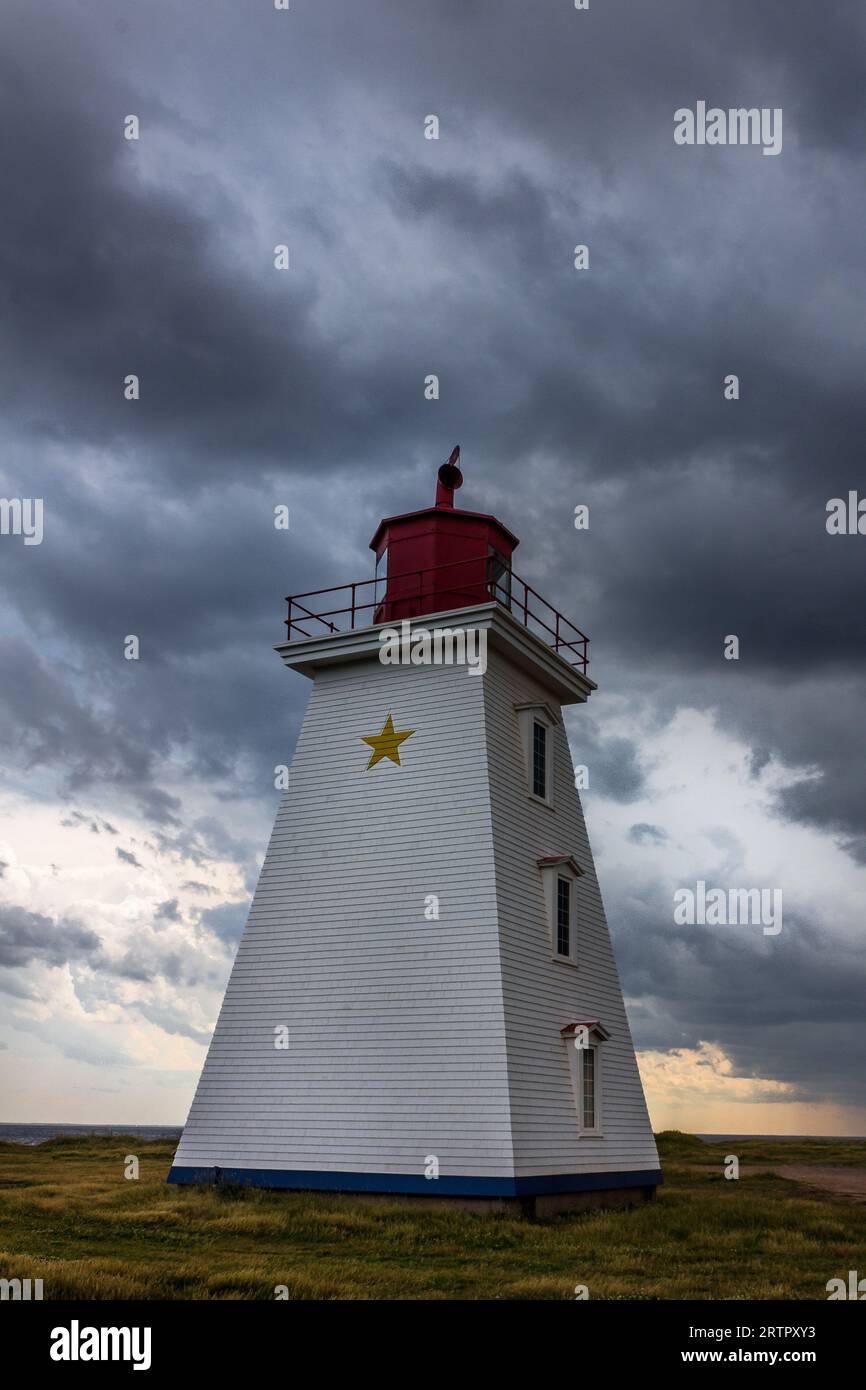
[435,445,463,508]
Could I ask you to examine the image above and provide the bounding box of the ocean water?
[1,1125,861,1148]
[0,1123,183,1146]
[696,1133,866,1143]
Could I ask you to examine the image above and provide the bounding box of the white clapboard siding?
[173,608,658,1189]
[483,645,659,1177]
[173,655,517,1179]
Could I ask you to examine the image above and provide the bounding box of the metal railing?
[284,554,589,673]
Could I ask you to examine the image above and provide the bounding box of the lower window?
[582,1047,596,1129]
[561,1023,606,1136]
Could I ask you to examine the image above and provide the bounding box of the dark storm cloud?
[370,0,866,158]
[577,727,646,803]
[199,901,249,949]
[0,0,863,1105]
[0,43,335,471]
[0,905,102,971]
[614,883,866,1109]
[0,636,183,826]
[669,671,866,865]
[150,820,262,896]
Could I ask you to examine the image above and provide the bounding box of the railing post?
[287,598,292,638]
[351,582,356,631]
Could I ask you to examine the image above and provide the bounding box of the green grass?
[656,1129,866,1166]
[0,1132,863,1299]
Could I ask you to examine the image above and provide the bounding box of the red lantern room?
[368,447,518,624]
[284,447,590,676]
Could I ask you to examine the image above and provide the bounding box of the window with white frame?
[537,854,583,964]
[561,1022,608,1135]
[532,720,547,799]
[582,1046,597,1129]
[556,875,571,959]
[516,703,559,806]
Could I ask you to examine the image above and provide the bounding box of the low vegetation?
[0,1132,863,1299]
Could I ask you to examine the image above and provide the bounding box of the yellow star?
[361,712,415,770]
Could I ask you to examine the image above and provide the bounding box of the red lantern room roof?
[283,447,591,677]
[369,446,519,555]
[368,503,519,557]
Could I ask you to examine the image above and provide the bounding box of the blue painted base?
[167,1165,662,1197]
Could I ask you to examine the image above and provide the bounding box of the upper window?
[532,721,547,799]
[516,703,558,806]
[556,876,571,958]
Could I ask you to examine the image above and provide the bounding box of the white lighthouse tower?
[169,452,660,1215]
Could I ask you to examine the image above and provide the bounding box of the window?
[537,855,583,964]
[532,721,547,799]
[516,703,559,806]
[582,1047,596,1129]
[561,1022,608,1135]
[556,876,571,958]
[374,545,389,605]
[487,546,511,606]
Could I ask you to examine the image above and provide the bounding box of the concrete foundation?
[234,1183,659,1220]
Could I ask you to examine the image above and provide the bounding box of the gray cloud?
[0,0,863,1112]
[199,901,250,949]
[628,824,669,846]
[61,812,118,835]
[0,905,102,971]
[115,847,142,869]
[613,881,866,1109]
[572,720,647,803]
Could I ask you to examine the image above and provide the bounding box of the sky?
[0,0,864,1135]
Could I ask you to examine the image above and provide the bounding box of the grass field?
[1,1131,864,1300]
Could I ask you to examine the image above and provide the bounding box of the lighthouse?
[169,452,661,1215]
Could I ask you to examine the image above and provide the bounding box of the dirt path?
[738,1164,866,1203]
[750,1162,866,1206]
